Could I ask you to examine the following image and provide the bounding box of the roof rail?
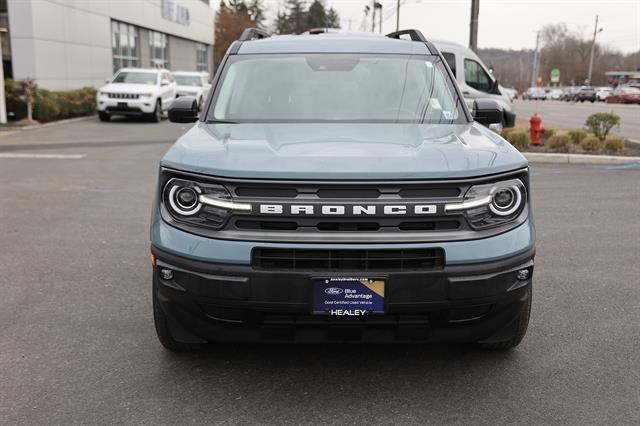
[239,28,270,42]
[386,29,427,42]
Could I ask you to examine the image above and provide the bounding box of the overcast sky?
[256,0,640,53]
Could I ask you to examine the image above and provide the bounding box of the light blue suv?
[151,29,535,351]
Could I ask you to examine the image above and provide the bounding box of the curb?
[523,152,640,165]
[1,114,96,132]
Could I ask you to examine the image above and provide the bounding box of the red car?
[606,86,640,104]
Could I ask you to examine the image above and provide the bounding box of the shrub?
[581,135,601,152]
[568,129,588,145]
[505,130,529,150]
[604,136,624,152]
[500,127,516,139]
[4,79,97,122]
[585,112,620,141]
[541,127,556,141]
[4,79,28,120]
[547,132,571,152]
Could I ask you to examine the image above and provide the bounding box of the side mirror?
[472,99,502,126]
[105,77,111,84]
[168,96,199,123]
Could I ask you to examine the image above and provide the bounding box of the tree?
[247,0,266,28]
[214,1,255,69]
[326,7,340,28]
[278,0,308,34]
[274,0,340,34]
[307,0,326,29]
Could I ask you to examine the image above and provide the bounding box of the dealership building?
[1,0,214,90]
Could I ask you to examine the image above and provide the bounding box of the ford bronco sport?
[151,29,535,351]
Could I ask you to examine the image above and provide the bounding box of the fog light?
[159,268,173,280]
[516,269,530,281]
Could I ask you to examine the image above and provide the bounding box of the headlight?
[162,178,251,230]
[99,91,108,96]
[445,178,526,229]
[140,93,153,98]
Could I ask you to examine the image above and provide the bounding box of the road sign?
[551,68,560,83]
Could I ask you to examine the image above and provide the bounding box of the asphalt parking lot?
[1,117,639,424]
[512,99,640,142]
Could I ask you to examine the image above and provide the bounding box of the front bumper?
[152,245,534,343]
[97,97,156,114]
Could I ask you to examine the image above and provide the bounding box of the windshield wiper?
[205,119,239,124]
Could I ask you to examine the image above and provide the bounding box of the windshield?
[174,75,202,86]
[113,72,157,85]
[209,54,466,124]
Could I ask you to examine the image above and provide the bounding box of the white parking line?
[0,153,86,159]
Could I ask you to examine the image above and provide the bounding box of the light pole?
[587,15,603,85]
[0,27,7,124]
[469,0,480,53]
[530,30,541,87]
[396,0,400,31]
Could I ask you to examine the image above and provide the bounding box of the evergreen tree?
[306,0,326,29]
[326,7,340,28]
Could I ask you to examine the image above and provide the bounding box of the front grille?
[235,219,460,232]
[108,93,140,99]
[252,248,445,272]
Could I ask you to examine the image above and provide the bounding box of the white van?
[433,39,516,128]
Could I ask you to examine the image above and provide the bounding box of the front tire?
[148,99,162,123]
[98,111,110,122]
[153,273,201,352]
[478,286,532,350]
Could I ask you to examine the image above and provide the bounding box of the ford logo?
[324,287,343,295]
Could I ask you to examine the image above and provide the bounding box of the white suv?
[97,68,177,122]
[172,71,211,110]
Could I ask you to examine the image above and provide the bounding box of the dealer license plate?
[312,277,385,316]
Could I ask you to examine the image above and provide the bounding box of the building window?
[111,21,139,73]
[196,43,208,72]
[149,31,169,69]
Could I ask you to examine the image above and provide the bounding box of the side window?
[464,59,492,92]
[442,52,456,77]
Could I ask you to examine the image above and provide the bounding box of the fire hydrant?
[529,113,544,145]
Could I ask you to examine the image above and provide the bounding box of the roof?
[236,34,433,55]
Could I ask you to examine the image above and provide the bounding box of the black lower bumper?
[151,246,534,343]
[105,106,145,116]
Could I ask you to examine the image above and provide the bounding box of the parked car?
[575,86,597,102]
[595,87,613,102]
[548,88,563,100]
[434,39,516,128]
[523,87,546,100]
[560,86,580,101]
[172,71,211,110]
[606,85,640,104]
[153,28,535,351]
[97,68,177,122]
[501,86,518,101]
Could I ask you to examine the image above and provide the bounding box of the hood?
[176,85,202,92]
[100,83,156,93]
[161,122,528,180]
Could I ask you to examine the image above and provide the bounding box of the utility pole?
[531,31,540,87]
[371,1,376,32]
[587,14,603,85]
[378,3,382,33]
[396,0,400,31]
[469,0,479,53]
[0,27,7,124]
